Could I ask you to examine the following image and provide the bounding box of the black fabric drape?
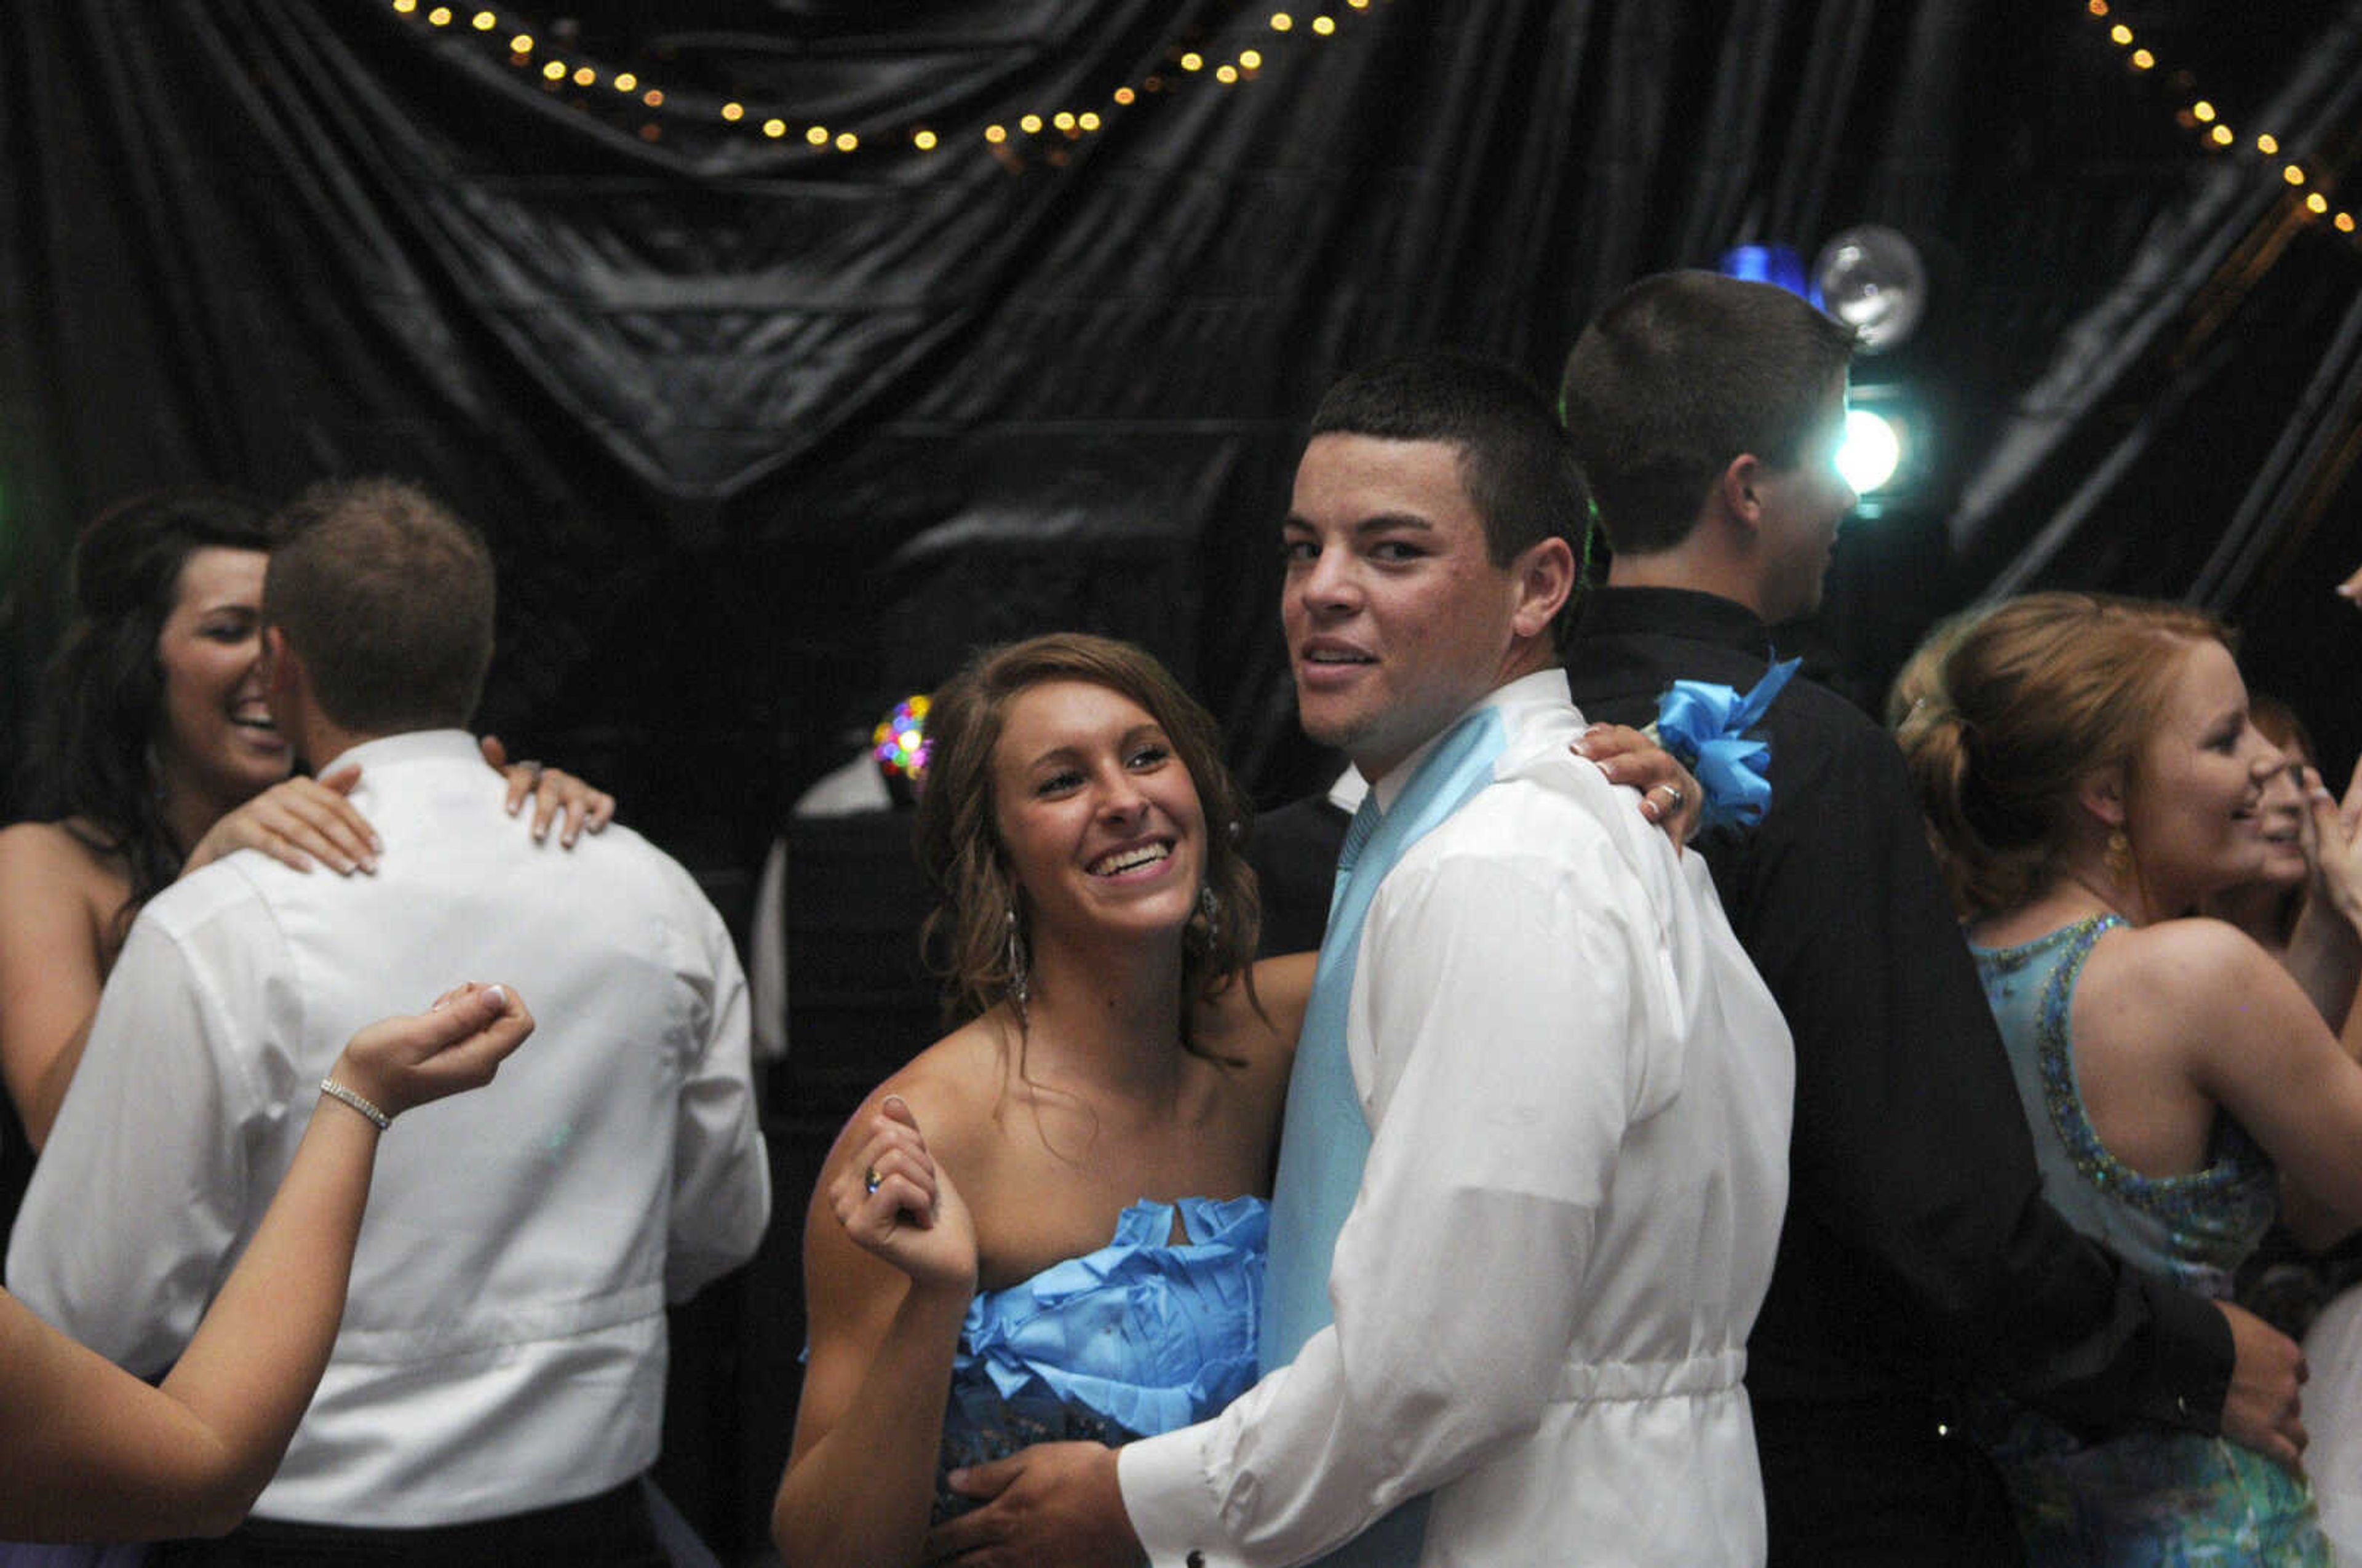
[4,0,2358,845]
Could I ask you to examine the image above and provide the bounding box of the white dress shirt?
[8,730,770,1526]
[1119,671,1794,1566]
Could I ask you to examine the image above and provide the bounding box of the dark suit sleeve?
[1730,714,2231,1433]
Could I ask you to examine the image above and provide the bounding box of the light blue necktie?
[1260,706,1509,1566]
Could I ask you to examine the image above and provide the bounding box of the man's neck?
[1605,549,1768,621]
[301,721,414,776]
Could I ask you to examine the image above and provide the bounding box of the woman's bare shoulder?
[2090,915,2275,995]
[822,1017,1009,1181]
[2078,915,2291,1053]
[0,821,125,912]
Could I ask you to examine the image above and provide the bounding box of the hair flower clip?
[1646,658,1800,832]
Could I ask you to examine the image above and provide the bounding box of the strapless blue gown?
[932,1195,1265,1522]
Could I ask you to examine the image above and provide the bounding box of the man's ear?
[1717,453,1767,533]
[1509,536,1577,641]
[2077,763,2129,829]
[261,626,303,712]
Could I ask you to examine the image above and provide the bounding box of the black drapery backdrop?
[6,2,2362,1554]
[6,1,2360,859]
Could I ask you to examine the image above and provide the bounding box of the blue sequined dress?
[1972,915,2329,1566]
[932,1195,1266,1523]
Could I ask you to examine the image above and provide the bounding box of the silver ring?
[1660,784,1685,810]
[863,1166,881,1195]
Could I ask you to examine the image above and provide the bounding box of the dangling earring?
[1198,885,1221,926]
[1004,907,1030,1019]
[2104,829,2133,887]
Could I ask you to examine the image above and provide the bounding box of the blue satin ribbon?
[1649,657,1799,832]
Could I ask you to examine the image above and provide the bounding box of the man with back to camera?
[921,350,1797,1565]
[1555,269,2306,1564]
[9,478,770,1565]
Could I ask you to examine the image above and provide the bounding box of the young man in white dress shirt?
[926,353,1795,1566]
[8,479,770,1564]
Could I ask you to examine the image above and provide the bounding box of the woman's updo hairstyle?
[912,632,1260,1032]
[1895,591,2230,922]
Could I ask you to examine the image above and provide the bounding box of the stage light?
[1837,407,1904,495]
[1717,244,1810,300]
[721,101,744,122]
[1813,225,1928,354]
[913,129,939,149]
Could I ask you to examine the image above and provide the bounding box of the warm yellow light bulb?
[1113,87,1137,105]
[393,0,417,13]
[2308,193,2329,213]
[642,89,662,106]
[2337,213,2356,233]
[1020,113,1044,133]
[1180,52,1204,71]
[427,6,452,25]
[509,32,532,52]
[762,119,785,138]
[542,60,565,81]
[1271,12,1294,30]
[913,129,939,150]
[2087,0,2108,13]
[471,10,496,30]
[1216,64,1239,83]
[2259,133,2280,154]
[2130,49,2153,70]
[1078,111,1101,131]
[721,101,744,122]
[2109,23,2131,44]
[806,125,829,146]
[614,73,637,92]
[2210,125,2233,146]
[2284,164,2306,185]
[1054,111,1076,130]
[1313,15,1338,33]
[2192,100,2214,122]
[572,66,595,86]
[835,131,857,151]
[1241,49,1263,69]
[985,124,1009,143]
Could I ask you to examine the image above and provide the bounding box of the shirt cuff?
[1119,1427,1240,1568]
[2142,1279,2233,1435]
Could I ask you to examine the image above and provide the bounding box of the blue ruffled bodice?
[933,1195,1266,1521]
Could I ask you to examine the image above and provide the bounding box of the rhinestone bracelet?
[319,1077,391,1131]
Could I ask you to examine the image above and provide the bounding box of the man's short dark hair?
[1558,271,1857,555]
[1309,351,1593,642]
[261,478,496,733]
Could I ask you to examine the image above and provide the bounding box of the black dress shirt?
[1564,587,2231,1404]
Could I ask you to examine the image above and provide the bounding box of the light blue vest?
[1260,704,1509,1566]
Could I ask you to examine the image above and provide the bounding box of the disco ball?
[1812,225,1927,353]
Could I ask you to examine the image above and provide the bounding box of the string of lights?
[2083,0,2358,249]
[383,1,1385,157]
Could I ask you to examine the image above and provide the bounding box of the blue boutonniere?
[1647,658,1800,831]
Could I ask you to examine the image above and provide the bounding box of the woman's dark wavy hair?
[21,487,277,933]
[912,634,1260,1044]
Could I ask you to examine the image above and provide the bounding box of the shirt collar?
[1367,667,1569,811]
[315,728,483,777]
[1575,586,1775,662]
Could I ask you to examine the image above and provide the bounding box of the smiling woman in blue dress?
[1899,592,2362,1566]
[770,634,1312,1568]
